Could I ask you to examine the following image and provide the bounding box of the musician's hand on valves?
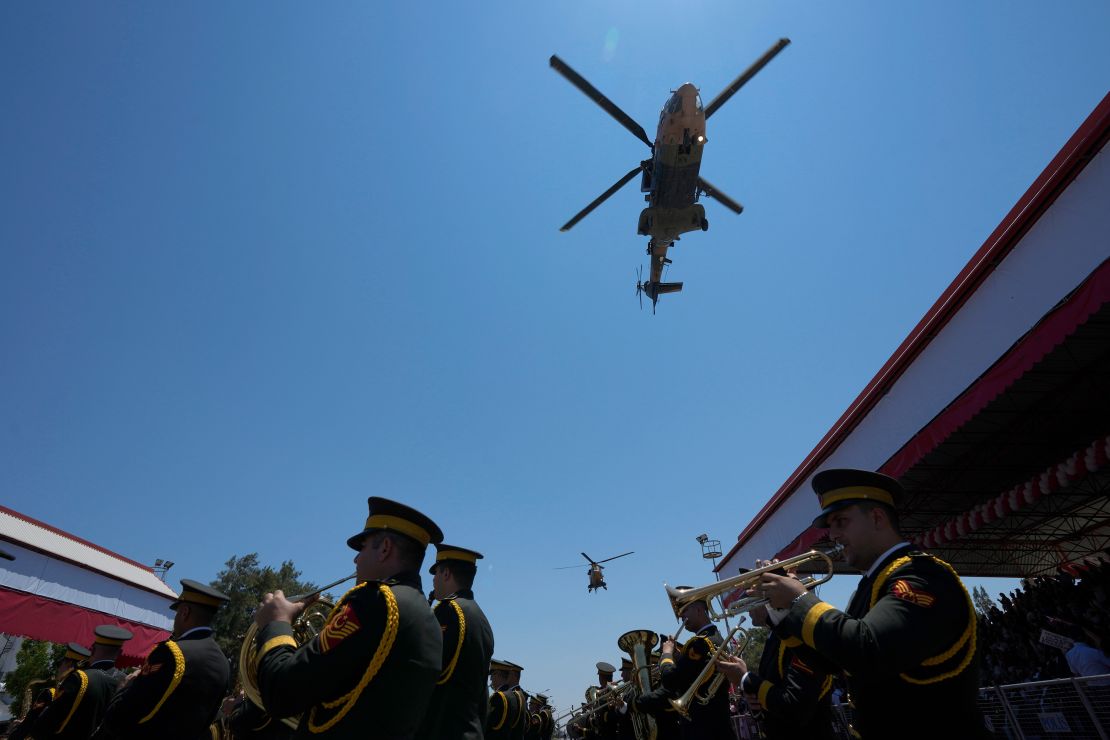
[715,655,748,685]
[759,572,806,609]
[255,590,304,627]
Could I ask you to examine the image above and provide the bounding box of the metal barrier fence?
[979,675,1110,740]
[728,674,1110,739]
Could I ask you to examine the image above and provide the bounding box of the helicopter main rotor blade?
[703,38,790,120]
[560,165,643,231]
[581,552,600,565]
[550,55,654,149]
[554,563,587,570]
[698,177,744,215]
[596,551,634,564]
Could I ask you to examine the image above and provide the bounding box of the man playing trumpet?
[751,469,985,739]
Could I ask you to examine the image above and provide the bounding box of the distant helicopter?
[550,38,790,312]
[555,551,634,592]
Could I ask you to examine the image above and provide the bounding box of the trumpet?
[669,621,751,719]
[664,544,843,621]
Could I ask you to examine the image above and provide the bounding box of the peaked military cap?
[428,543,483,575]
[620,657,634,670]
[489,658,516,674]
[811,468,904,528]
[535,693,549,705]
[505,660,524,673]
[171,579,230,610]
[347,497,444,550]
[64,642,92,662]
[596,661,616,675]
[94,624,133,646]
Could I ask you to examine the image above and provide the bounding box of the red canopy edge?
[717,91,1110,573]
[880,257,1110,479]
[0,586,170,667]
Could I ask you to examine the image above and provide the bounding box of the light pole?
[153,558,174,582]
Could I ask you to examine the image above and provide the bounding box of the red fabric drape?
[0,586,170,666]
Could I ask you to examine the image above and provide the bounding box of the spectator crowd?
[977,558,1110,685]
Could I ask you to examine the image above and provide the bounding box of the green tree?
[739,626,769,669]
[208,553,318,661]
[4,639,67,718]
[972,585,997,616]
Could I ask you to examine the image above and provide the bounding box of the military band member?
[617,600,735,740]
[718,604,837,739]
[505,661,529,740]
[757,469,985,739]
[33,625,132,739]
[487,659,523,740]
[415,544,495,740]
[613,659,636,740]
[647,650,681,740]
[9,684,60,740]
[252,497,444,738]
[11,643,89,739]
[591,661,620,740]
[96,582,230,740]
[523,695,543,740]
[532,694,554,740]
[59,643,92,680]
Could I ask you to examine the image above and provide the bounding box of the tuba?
[237,574,355,730]
[617,630,658,740]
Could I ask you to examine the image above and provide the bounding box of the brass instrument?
[237,573,356,730]
[19,678,51,720]
[617,629,658,740]
[669,620,750,719]
[664,544,843,620]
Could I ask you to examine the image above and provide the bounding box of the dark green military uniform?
[256,571,441,737]
[97,582,230,740]
[508,683,529,740]
[9,686,55,740]
[632,625,736,740]
[416,543,496,740]
[225,698,293,740]
[97,627,230,739]
[24,643,85,740]
[34,626,133,740]
[741,630,836,739]
[415,588,495,740]
[487,682,523,740]
[777,546,982,739]
[771,468,985,739]
[530,695,554,740]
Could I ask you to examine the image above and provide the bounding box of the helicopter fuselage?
[638,83,708,290]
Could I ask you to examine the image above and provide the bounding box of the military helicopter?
[550,38,790,312]
[555,551,634,592]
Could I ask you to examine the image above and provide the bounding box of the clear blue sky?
[3,0,1108,717]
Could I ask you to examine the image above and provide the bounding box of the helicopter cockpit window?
[666,95,683,114]
[695,93,703,111]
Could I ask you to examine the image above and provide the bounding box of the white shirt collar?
[175,626,214,640]
[864,542,912,578]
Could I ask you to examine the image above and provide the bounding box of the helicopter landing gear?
[701,217,709,231]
